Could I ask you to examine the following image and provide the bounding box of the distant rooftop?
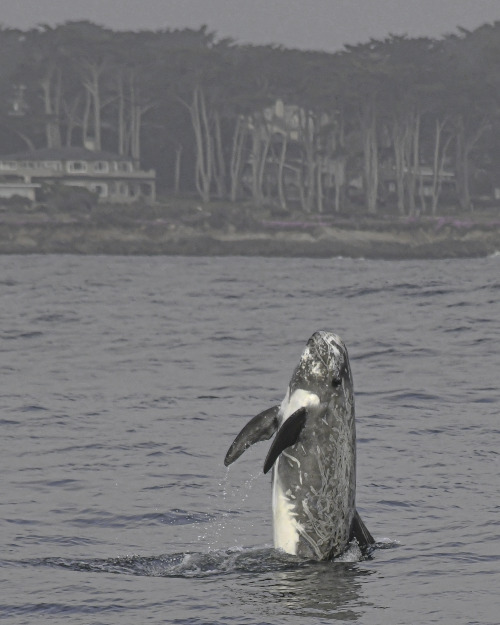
[1,147,135,162]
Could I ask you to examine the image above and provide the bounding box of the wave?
[30,540,392,579]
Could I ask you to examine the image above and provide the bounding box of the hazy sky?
[2,0,500,51]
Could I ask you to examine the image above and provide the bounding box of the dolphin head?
[288,331,353,403]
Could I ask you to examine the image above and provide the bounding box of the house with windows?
[0,147,156,203]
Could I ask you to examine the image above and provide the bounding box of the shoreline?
[1,203,500,259]
[1,223,499,259]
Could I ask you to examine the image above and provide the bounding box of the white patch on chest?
[272,471,301,553]
[272,388,320,555]
[280,388,319,421]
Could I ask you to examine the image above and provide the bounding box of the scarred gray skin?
[271,331,356,560]
[224,331,371,561]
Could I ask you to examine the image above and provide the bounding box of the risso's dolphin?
[224,331,373,561]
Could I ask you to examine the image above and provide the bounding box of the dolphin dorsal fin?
[263,407,307,474]
[350,510,374,548]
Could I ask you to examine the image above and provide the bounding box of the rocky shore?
[1,201,500,259]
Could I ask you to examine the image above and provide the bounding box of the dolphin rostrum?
[224,331,373,560]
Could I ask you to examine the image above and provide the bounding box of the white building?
[0,147,156,203]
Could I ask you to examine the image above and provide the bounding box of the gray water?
[1,254,499,625]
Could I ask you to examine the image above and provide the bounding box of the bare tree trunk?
[229,115,247,202]
[117,72,126,155]
[250,118,263,205]
[362,102,378,214]
[430,117,453,214]
[82,89,91,147]
[296,163,308,213]
[11,129,35,151]
[406,111,421,215]
[181,85,213,203]
[315,155,323,213]
[88,71,102,151]
[92,74,102,151]
[392,118,407,214]
[332,157,345,213]
[431,118,443,214]
[391,109,421,215]
[41,68,62,149]
[131,106,141,160]
[277,133,288,211]
[298,109,316,213]
[81,62,106,151]
[131,102,154,162]
[115,69,155,161]
[174,144,183,194]
[332,115,346,214]
[53,68,62,147]
[63,94,81,146]
[129,75,140,160]
[212,111,226,198]
[256,131,271,205]
[418,169,427,214]
[249,114,271,207]
[455,117,470,211]
[454,115,489,212]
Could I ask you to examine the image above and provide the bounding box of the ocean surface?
[1,254,499,625]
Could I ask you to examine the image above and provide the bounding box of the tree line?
[1,20,500,214]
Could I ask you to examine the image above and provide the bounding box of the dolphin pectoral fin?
[350,509,374,547]
[224,405,280,466]
[263,407,307,474]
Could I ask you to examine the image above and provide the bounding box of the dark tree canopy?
[1,20,500,213]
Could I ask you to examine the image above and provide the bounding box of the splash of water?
[197,465,263,551]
